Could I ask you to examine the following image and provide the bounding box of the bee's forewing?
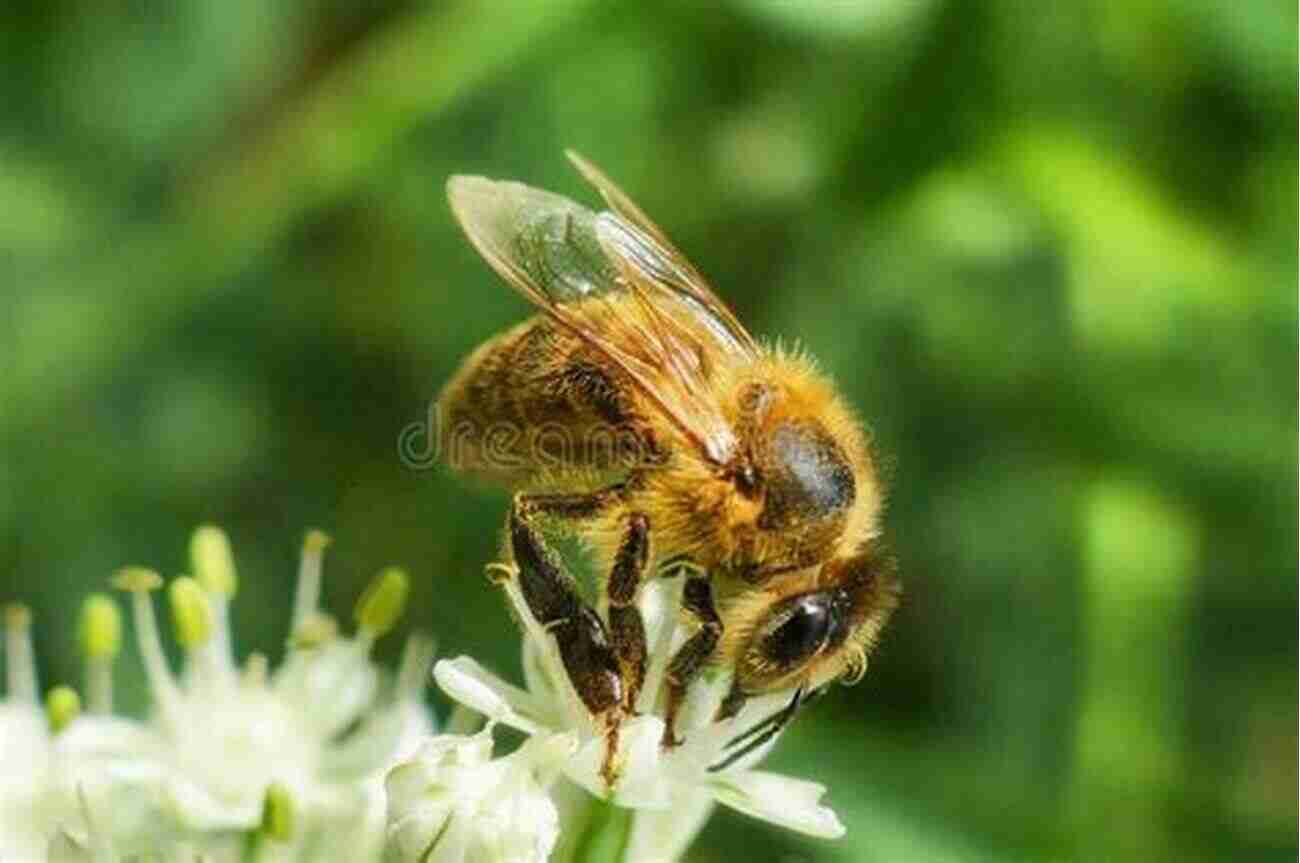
[447,165,756,465]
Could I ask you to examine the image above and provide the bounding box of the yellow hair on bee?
[737,343,883,558]
[715,564,823,667]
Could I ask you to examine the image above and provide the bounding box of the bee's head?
[728,547,899,696]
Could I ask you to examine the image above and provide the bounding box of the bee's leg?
[508,506,622,713]
[508,505,624,778]
[607,513,650,713]
[513,486,648,715]
[661,576,722,749]
[715,683,747,722]
[515,484,625,524]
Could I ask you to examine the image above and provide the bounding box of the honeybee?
[439,153,899,772]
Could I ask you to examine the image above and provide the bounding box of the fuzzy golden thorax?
[617,347,882,582]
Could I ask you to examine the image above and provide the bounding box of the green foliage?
[1,1,1294,860]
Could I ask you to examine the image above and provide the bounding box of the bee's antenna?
[709,684,825,773]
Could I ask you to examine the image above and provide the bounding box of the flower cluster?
[2,525,847,862]
[1,527,431,862]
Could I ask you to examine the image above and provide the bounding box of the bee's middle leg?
[515,485,624,523]
[661,576,722,749]
[607,512,650,713]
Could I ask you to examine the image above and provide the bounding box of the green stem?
[570,797,634,863]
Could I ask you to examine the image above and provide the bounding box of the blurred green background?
[1,1,1295,860]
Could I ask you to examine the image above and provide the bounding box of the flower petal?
[708,769,846,839]
[385,729,561,863]
[55,715,162,762]
[434,657,548,734]
[565,715,673,809]
[322,698,434,780]
[273,640,378,739]
[623,786,715,863]
[46,829,91,863]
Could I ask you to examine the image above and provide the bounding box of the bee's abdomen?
[438,317,650,481]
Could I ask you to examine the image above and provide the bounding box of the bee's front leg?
[607,513,650,714]
[661,576,722,749]
[508,503,624,784]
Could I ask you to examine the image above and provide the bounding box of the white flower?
[385,728,574,863]
[429,573,845,863]
[110,529,435,854]
[0,605,188,862]
[0,525,436,863]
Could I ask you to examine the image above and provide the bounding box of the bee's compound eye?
[763,594,833,667]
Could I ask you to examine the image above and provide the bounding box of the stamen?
[444,702,485,735]
[3,603,37,703]
[112,567,180,715]
[78,594,121,714]
[45,685,81,732]
[396,631,437,701]
[190,525,238,679]
[290,612,338,650]
[290,529,331,633]
[354,567,409,645]
[168,576,213,649]
[191,525,238,598]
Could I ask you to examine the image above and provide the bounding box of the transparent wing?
[446,165,756,465]
[566,150,759,357]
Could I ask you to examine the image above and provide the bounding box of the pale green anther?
[191,524,238,597]
[355,566,409,637]
[168,577,212,648]
[260,782,294,840]
[79,594,122,660]
[111,567,163,593]
[291,612,338,649]
[303,529,332,554]
[46,685,81,732]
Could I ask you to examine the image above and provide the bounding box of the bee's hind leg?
[507,503,624,784]
[510,487,647,716]
[507,504,622,715]
[661,576,722,749]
